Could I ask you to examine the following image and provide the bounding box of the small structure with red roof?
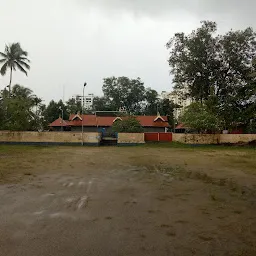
[49,114,170,132]
[49,117,71,131]
[175,123,190,133]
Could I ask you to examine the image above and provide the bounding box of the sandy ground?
[0,145,256,256]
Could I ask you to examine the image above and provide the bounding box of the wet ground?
[0,145,256,255]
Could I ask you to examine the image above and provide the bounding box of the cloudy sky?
[0,0,255,103]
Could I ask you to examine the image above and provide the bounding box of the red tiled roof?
[136,116,169,127]
[96,116,116,126]
[50,115,170,128]
[49,117,70,127]
[82,115,97,126]
[69,114,82,120]
[175,123,189,129]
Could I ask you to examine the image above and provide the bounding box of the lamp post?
[82,82,87,146]
[59,106,64,132]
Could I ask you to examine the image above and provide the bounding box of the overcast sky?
[0,0,255,103]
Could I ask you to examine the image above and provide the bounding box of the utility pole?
[82,82,87,146]
[59,107,64,132]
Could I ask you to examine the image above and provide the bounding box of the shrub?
[112,116,143,133]
[181,102,222,133]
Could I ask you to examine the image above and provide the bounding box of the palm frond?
[1,43,30,77]
[17,60,30,70]
[5,45,9,54]
[15,62,28,76]
[19,57,30,63]
[0,62,8,75]
[0,52,7,58]
[21,50,28,57]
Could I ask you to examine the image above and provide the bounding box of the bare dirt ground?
[0,144,256,256]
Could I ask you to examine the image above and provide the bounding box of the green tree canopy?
[92,96,115,112]
[112,116,143,133]
[102,76,146,114]
[143,88,159,115]
[66,98,82,114]
[181,102,222,133]
[167,21,256,130]
[43,100,68,126]
[93,77,177,118]
[158,98,179,129]
[0,85,43,131]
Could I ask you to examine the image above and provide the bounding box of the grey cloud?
[76,0,256,26]
[1,0,256,104]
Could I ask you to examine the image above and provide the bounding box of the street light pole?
[82,82,87,146]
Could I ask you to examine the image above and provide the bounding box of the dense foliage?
[42,100,69,127]
[181,103,222,133]
[0,85,44,131]
[112,117,144,133]
[92,76,177,126]
[167,21,256,131]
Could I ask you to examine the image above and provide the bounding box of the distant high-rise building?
[72,93,95,110]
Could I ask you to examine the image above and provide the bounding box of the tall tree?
[144,88,159,115]
[167,21,256,130]
[216,28,256,128]
[0,85,42,131]
[66,98,82,114]
[43,100,68,126]
[158,99,178,129]
[102,76,146,114]
[0,43,30,93]
[92,96,114,112]
[167,21,219,102]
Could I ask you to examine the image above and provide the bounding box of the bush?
[112,116,143,133]
[181,102,222,133]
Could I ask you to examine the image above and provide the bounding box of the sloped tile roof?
[50,115,170,128]
[49,117,70,127]
[175,123,189,129]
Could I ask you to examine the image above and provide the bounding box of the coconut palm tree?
[0,43,30,93]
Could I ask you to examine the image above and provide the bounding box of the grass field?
[0,144,256,255]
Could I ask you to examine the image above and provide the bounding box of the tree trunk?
[9,67,13,95]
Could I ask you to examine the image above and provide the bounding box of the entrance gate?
[144,133,172,142]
